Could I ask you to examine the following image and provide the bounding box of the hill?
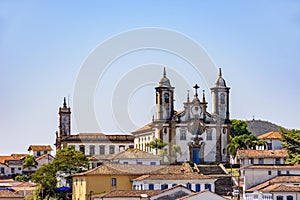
[246,119,282,136]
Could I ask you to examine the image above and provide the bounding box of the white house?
[28,145,53,158]
[245,175,300,200]
[177,190,227,200]
[258,132,282,150]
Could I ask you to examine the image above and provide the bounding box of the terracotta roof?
[93,190,162,198]
[258,132,282,140]
[237,149,288,158]
[0,154,29,163]
[0,156,12,164]
[246,175,300,192]
[74,163,193,176]
[133,173,213,181]
[177,190,226,200]
[28,145,52,151]
[35,154,54,161]
[262,184,300,192]
[0,190,23,198]
[132,122,153,134]
[111,148,161,160]
[63,133,134,142]
[245,164,300,169]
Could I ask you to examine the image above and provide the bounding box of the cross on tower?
[193,84,199,97]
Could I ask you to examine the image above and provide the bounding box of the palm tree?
[147,138,167,155]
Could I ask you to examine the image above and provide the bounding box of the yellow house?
[72,163,193,200]
[72,163,166,200]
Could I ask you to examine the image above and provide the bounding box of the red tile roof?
[28,145,53,151]
[93,190,162,198]
[132,122,153,134]
[262,184,300,192]
[245,164,300,169]
[258,132,282,140]
[133,173,213,181]
[237,149,288,158]
[0,190,23,198]
[111,148,161,160]
[177,190,226,200]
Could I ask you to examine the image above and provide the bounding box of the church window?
[99,145,105,155]
[164,93,169,103]
[206,129,212,140]
[222,128,227,134]
[220,93,225,104]
[223,148,226,154]
[159,130,163,140]
[89,145,95,155]
[164,127,167,134]
[109,146,115,154]
[180,129,186,140]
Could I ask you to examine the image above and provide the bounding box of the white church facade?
[132,68,231,164]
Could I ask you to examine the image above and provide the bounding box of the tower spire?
[163,67,166,77]
[187,90,190,103]
[202,90,206,102]
[63,97,67,108]
[219,68,222,77]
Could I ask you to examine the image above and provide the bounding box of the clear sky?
[0,1,299,154]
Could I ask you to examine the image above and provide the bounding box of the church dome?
[158,68,172,87]
[215,68,227,87]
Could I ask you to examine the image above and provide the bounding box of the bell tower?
[211,68,230,123]
[155,68,175,121]
[58,97,71,137]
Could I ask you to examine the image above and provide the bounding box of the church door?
[192,148,200,164]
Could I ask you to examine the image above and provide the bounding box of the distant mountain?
[246,120,283,137]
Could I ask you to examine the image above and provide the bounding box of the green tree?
[230,119,252,137]
[146,138,167,155]
[281,129,300,164]
[30,146,89,199]
[23,155,38,176]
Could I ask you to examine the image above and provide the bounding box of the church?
[132,68,230,164]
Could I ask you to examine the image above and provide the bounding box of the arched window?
[195,184,201,192]
[206,129,212,140]
[164,93,169,103]
[220,93,225,104]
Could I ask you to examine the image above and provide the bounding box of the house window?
[275,158,281,165]
[109,146,115,154]
[18,167,21,171]
[268,171,272,175]
[249,158,254,165]
[0,168,4,174]
[205,184,211,191]
[75,179,78,186]
[111,178,117,187]
[259,158,264,164]
[287,170,290,175]
[37,151,41,157]
[186,183,192,189]
[44,150,47,154]
[161,184,168,190]
[79,145,85,154]
[123,162,128,164]
[89,145,95,155]
[196,184,201,192]
[278,171,281,175]
[172,184,177,187]
[99,146,105,155]
[267,142,272,150]
[276,196,283,200]
[80,179,83,185]
[180,129,186,140]
[137,162,143,165]
[150,162,156,165]
[206,129,212,140]
[287,196,293,200]
[149,184,154,190]
[11,168,15,174]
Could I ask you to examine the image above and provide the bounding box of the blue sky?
[0,1,299,154]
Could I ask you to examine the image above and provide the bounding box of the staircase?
[196,164,236,195]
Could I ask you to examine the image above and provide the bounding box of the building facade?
[132,68,230,164]
[54,98,134,160]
